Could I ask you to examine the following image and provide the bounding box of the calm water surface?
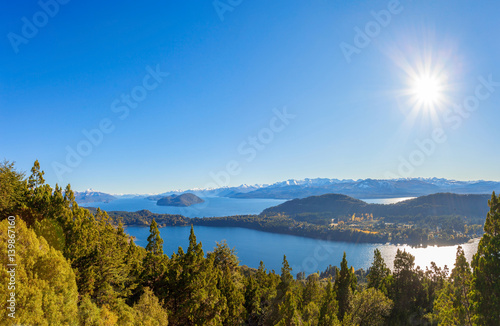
[361,197,416,204]
[89,196,478,275]
[126,225,479,276]
[82,196,287,217]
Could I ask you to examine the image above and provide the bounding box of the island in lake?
[156,193,204,207]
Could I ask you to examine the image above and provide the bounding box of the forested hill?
[262,193,491,220]
[157,193,204,207]
[3,161,500,324]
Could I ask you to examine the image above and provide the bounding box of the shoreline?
[123,220,481,248]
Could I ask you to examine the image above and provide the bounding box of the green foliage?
[33,217,66,251]
[209,241,245,325]
[163,225,225,325]
[133,287,169,325]
[334,252,357,321]
[275,290,303,326]
[471,191,500,324]
[0,160,26,218]
[78,295,102,326]
[0,218,78,325]
[318,279,340,326]
[2,160,499,325]
[145,218,164,255]
[344,288,393,326]
[367,248,390,294]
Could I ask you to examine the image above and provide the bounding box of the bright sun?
[412,74,442,107]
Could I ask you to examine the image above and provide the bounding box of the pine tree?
[267,255,295,325]
[318,279,340,326]
[301,273,320,325]
[164,226,225,325]
[334,252,356,321]
[0,160,26,218]
[146,218,164,255]
[142,218,167,295]
[367,248,390,293]
[244,276,261,325]
[471,191,500,324]
[209,242,245,325]
[388,249,426,325]
[450,246,473,325]
[276,290,303,326]
[25,160,53,225]
[277,255,294,301]
[344,288,393,326]
[27,159,45,189]
[133,287,169,325]
[431,246,472,325]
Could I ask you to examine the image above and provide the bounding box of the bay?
[81,196,287,218]
[126,225,479,276]
[88,195,478,275]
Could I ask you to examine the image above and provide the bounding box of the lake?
[81,196,415,218]
[87,195,479,275]
[81,196,287,218]
[126,225,479,276]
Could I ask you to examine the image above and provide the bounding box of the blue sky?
[1,0,499,194]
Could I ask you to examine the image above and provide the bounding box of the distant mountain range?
[73,178,500,204]
[74,189,116,204]
[145,184,263,199]
[226,178,500,199]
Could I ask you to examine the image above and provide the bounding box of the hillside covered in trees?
[156,193,204,207]
[1,160,500,325]
[261,193,489,222]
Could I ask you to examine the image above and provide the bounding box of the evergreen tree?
[301,273,321,325]
[244,276,261,325]
[302,272,320,307]
[334,252,357,322]
[133,287,169,325]
[277,255,294,301]
[388,249,427,325]
[430,246,473,326]
[267,255,295,325]
[318,279,340,326]
[276,290,303,326]
[209,242,245,326]
[142,218,168,294]
[367,248,390,293]
[146,218,164,255]
[450,246,473,325]
[472,192,500,324]
[0,160,26,218]
[164,226,225,325]
[344,288,393,326]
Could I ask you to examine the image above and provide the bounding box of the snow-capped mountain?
[226,178,500,199]
[74,189,117,204]
[74,177,500,204]
[145,184,268,200]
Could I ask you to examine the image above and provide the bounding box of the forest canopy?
[1,160,499,325]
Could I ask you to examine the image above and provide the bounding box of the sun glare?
[413,75,441,105]
[402,67,448,119]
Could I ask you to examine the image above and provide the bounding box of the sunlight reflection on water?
[378,238,480,271]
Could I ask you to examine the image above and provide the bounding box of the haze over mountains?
[74,189,116,204]
[227,178,500,199]
[74,177,500,204]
